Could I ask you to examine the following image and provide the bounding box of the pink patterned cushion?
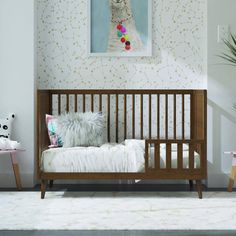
[45,114,63,148]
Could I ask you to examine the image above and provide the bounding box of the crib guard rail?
[145,139,207,178]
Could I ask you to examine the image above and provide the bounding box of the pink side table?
[224,151,236,192]
[0,149,25,190]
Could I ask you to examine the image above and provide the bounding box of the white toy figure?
[107,0,144,53]
[0,114,15,139]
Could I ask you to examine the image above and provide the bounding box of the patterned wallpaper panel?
[37,0,207,89]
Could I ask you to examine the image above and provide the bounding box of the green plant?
[219,33,236,112]
[219,33,236,66]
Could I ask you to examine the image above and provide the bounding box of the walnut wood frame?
[37,89,207,199]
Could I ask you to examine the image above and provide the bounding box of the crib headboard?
[37,89,207,178]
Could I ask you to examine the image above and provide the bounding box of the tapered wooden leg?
[49,180,54,189]
[10,153,22,190]
[228,166,236,192]
[41,180,47,199]
[189,180,194,191]
[196,180,203,199]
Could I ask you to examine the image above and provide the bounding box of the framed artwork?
[88,0,152,57]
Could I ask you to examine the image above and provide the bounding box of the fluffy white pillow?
[57,112,105,148]
[0,114,15,139]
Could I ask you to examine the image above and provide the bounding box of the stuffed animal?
[0,114,15,139]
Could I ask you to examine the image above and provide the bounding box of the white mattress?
[41,140,200,173]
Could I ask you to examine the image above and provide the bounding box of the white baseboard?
[0,173,35,188]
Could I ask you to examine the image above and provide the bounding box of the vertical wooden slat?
[166,143,171,169]
[124,94,127,140]
[107,94,110,142]
[165,95,168,139]
[189,143,195,170]
[66,94,69,112]
[182,94,185,139]
[116,94,119,143]
[174,94,176,140]
[58,94,61,115]
[177,143,183,170]
[91,94,94,112]
[190,92,195,140]
[157,94,160,139]
[99,94,102,112]
[132,94,135,139]
[155,143,160,170]
[49,92,52,115]
[145,141,149,172]
[149,94,152,139]
[74,94,78,112]
[83,94,86,113]
[140,94,143,139]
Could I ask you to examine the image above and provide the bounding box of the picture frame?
[88,0,152,57]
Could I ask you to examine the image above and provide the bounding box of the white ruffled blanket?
[41,139,145,173]
[0,138,21,150]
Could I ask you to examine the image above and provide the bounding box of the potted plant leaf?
[219,33,236,111]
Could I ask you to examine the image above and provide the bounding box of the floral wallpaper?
[37,0,207,89]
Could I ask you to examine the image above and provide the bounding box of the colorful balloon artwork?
[116,22,131,51]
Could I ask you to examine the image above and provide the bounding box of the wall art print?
[88,0,152,57]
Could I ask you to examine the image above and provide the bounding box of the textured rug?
[0,192,236,230]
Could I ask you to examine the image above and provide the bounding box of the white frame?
[88,0,152,57]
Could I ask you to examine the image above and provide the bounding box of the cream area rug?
[0,191,236,230]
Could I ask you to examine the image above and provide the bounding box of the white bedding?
[41,140,145,173]
[41,140,200,173]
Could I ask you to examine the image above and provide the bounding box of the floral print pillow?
[46,114,63,148]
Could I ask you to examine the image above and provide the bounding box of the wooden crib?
[37,89,207,199]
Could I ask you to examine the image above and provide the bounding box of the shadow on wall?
[207,98,236,188]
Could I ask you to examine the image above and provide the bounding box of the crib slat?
[149,94,152,139]
[107,94,110,142]
[189,143,195,170]
[157,94,160,139]
[66,94,69,112]
[165,95,168,139]
[91,94,94,112]
[58,94,61,115]
[177,143,183,170]
[74,94,78,112]
[145,142,149,172]
[99,94,102,112]
[155,143,160,170]
[190,93,195,139]
[116,94,119,143]
[83,94,86,113]
[132,94,135,139]
[182,94,185,139]
[124,94,127,140]
[174,94,176,139]
[166,143,171,169]
[140,94,143,139]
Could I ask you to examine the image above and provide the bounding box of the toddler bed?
[37,89,207,199]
